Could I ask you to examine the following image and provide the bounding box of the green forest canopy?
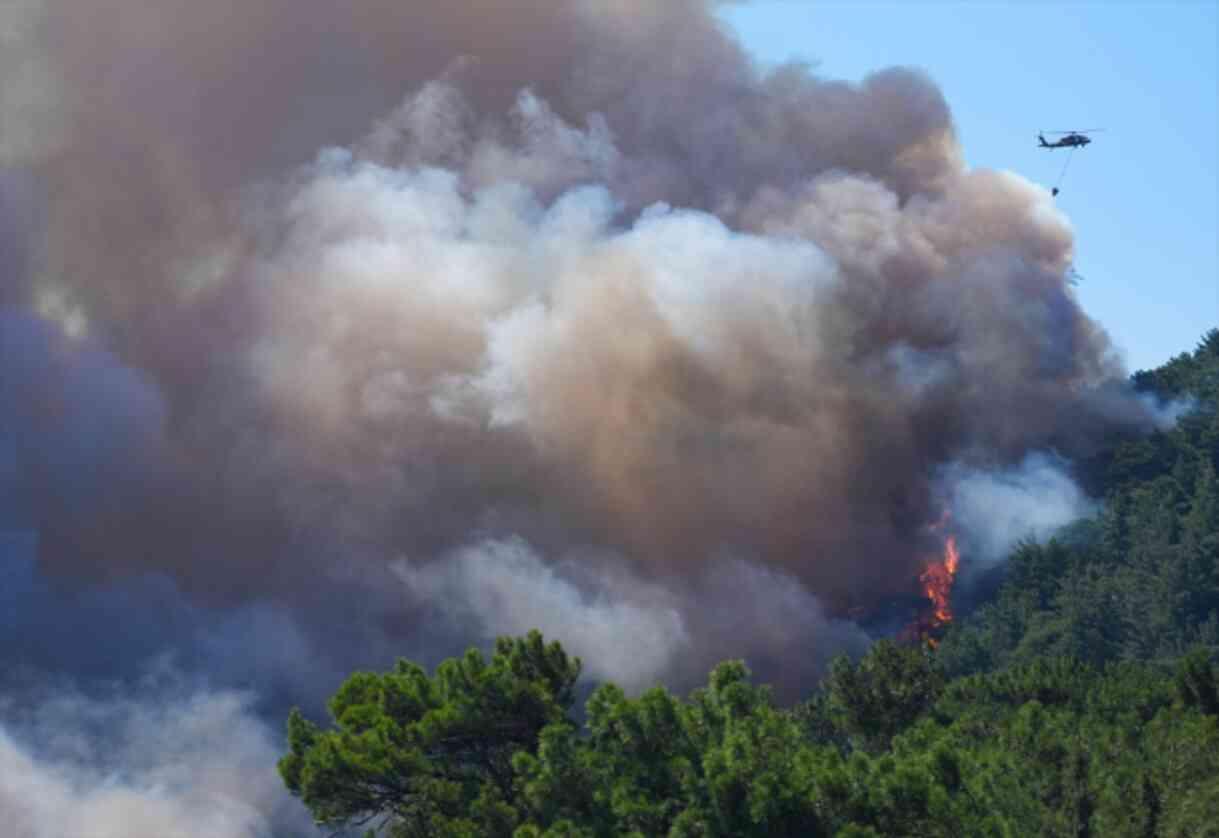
[281,330,1219,837]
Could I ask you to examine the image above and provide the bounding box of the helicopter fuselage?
[1038,133,1092,149]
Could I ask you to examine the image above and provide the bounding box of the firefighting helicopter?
[1038,130,1100,149]
[1038,130,1101,196]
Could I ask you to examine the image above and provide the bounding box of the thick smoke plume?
[1,0,1164,741]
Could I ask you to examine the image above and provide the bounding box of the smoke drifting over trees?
[0,3,1176,828]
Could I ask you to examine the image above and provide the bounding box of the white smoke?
[940,452,1096,563]
[395,539,690,691]
[395,539,869,695]
[1140,392,1196,429]
[0,681,308,838]
[0,0,66,166]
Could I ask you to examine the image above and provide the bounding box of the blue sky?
[720,1,1218,373]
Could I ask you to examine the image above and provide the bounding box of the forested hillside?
[939,329,1219,676]
[280,331,1219,837]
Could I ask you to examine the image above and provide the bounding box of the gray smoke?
[0,678,309,838]
[396,538,868,695]
[0,0,1168,800]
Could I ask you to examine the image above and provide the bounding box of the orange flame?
[899,513,963,647]
[920,534,960,627]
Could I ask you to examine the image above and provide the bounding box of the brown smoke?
[0,0,1157,691]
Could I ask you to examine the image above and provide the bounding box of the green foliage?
[1175,647,1219,716]
[940,331,1219,677]
[283,636,1219,837]
[515,660,833,837]
[279,630,580,836]
[822,640,945,754]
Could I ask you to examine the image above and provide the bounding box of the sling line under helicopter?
[1038,129,1100,196]
[1051,146,1076,197]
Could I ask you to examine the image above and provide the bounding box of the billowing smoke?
[0,0,1167,811]
[396,538,869,694]
[0,679,310,838]
[939,453,1097,565]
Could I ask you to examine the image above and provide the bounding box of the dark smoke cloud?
[0,0,1166,754]
[0,308,165,545]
